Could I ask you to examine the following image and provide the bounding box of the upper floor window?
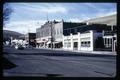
[74,28,77,33]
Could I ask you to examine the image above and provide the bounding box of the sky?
[3,3,117,34]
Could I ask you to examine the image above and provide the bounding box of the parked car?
[15,44,24,50]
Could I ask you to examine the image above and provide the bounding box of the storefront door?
[73,42,78,50]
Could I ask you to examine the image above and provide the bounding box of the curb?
[35,48,116,56]
[4,51,116,57]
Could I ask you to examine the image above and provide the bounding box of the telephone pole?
[51,21,53,49]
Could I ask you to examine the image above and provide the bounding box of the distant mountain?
[3,30,25,40]
[82,14,116,26]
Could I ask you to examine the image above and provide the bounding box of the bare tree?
[3,3,13,26]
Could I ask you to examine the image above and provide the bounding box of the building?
[36,14,117,52]
[36,20,59,48]
[25,33,36,47]
[63,23,112,51]
[82,14,117,52]
[36,20,86,48]
[103,26,117,51]
[83,14,117,52]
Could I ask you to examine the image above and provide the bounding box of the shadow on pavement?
[3,57,17,69]
[45,74,62,77]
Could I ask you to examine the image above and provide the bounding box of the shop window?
[74,42,78,48]
[81,41,90,47]
[67,42,71,47]
[87,41,90,47]
[71,29,74,34]
[74,28,77,34]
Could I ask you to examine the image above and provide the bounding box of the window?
[105,38,112,48]
[87,41,90,47]
[81,42,85,47]
[74,42,78,48]
[109,39,112,45]
[108,38,112,47]
[74,28,77,33]
[71,29,74,33]
[56,29,58,34]
[64,42,67,47]
[67,29,70,34]
[81,41,90,47]
[64,41,71,48]
[67,42,71,47]
[81,42,84,46]
[60,29,62,34]
[104,38,106,44]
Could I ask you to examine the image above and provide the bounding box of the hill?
[3,30,25,40]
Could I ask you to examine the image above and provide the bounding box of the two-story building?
[36,20,86,48]
[25,33,36,47]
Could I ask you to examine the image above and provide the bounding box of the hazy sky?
[3,3,117,34]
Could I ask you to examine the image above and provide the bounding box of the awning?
[46,41,62,44]
[53,41,62,44]
[12,39,18,43]
[46,41,51,44]
[37,40,46,43]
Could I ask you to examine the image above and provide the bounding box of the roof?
[82,14,116,26]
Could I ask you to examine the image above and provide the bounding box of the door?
[73,42,78,50]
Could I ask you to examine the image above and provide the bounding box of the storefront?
[103,34,117,51]
[63,30,103,51]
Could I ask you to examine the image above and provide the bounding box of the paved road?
[3,46,116,77]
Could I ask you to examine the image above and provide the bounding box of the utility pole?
[111,25,114,52]
[51,21,54,49]
[47,13,49,22]
[28,28,30,48]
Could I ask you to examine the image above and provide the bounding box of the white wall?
[80,31,93,51]
[63,30,103,51]
[53,22,63,42]
[63,34,73,50]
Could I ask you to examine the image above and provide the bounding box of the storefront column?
[103,38,105,46]
[70,34,73,50]
[78,32,80,50]
[112,37,114,52]
[90,30,94,51]
[62,35,64,49]
[53,42,55,48]
[106,38,108,47]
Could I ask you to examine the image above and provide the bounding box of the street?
[3,46,116,77]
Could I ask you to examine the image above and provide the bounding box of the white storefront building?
[63,30,103,51]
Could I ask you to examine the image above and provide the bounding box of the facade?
[25,33,36,47]
[63,30,103,51]
[83,14,117,52]
[36,21,59,48]
[63,23,115,51]
[36,20,86,48]
[103,26,117,51]
[36,20,117,52]
[63,23,117,51]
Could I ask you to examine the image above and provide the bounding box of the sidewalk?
[35,47,117,56]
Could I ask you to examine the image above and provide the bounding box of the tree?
[3,3,13,26]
